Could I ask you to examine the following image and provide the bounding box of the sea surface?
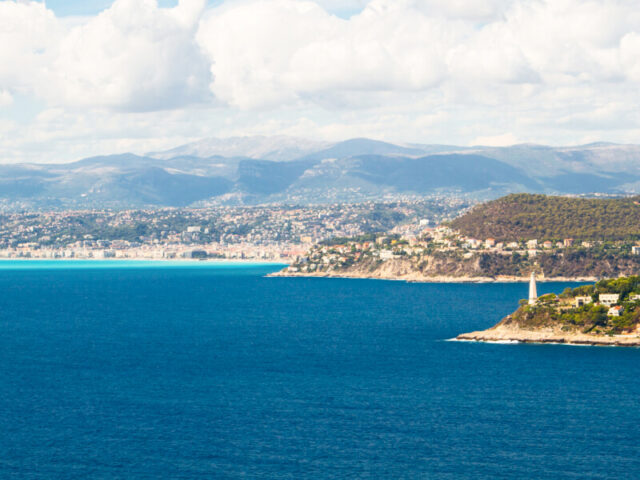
[0,261,639,479]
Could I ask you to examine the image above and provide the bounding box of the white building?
[573,296,593,308]
[528,272,537,305]
[380,250,395,260]
[599,294,620,306]
[608,305,624,317]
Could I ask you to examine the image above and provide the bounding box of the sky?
[1,0,640,163]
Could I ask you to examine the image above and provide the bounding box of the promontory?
[272,193,640,282]
[457,275,640,346]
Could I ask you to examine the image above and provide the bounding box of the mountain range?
[3,137,640,208]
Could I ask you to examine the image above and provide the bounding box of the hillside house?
[379,250,395,260]
[573,296,593,307]
[599,294,620,306]
[608,305,624,317]
[466,238,481,249]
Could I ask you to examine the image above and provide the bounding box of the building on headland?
[608,305,624,317]
[573,296,593,308]
[632,246,640,255]
[528,272,537,305]
[629,294,640,302]
[599,294,620,306]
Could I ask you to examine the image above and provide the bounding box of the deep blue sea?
[1,261,639,479]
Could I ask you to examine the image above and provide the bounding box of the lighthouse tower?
[528,271,537,305]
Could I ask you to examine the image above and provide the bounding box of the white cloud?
[2,0,640,163]
[472,133,519,147]
[620,32,640,81]
[195,0,640,111]
[0,1,60,95]
[47,0,211,111]
[0,89,13,107]
[0,0,211,112]
[196,0,463,108]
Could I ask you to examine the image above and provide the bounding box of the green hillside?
[450,194,640,241]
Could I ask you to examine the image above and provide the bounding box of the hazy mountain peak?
[148,135,331,161]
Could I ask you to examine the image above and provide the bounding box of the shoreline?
[0,259,288,269]
[268,271,597,283]
[0,258,287,264]
[456,325,640,347]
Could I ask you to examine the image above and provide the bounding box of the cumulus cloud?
[197,0,468,108]
[47,0,211,111]
[0,0,211,112]
[0,1,60,96]
[195,0,640,111]
[620,32,640,81]
[0,89,13,107]
[3,0,640,162]
[4,0,640,114]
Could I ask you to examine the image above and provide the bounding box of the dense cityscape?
[0,198,469,261]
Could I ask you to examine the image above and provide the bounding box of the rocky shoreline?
[268,270,597,283]
[456,324,640,347]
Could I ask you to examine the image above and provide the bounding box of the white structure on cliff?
[528,271,538,305]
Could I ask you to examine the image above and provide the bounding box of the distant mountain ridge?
[3,137,640,209]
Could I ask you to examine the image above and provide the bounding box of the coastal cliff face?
[456,323,640,346]
[273,255,500,282]
[274,251,640,282]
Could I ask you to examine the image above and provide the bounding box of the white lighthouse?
[528,271,537,305]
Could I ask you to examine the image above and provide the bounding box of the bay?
[0,262,638,479]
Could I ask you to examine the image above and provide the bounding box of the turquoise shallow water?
[0,259,286,269]
[0,263,638,479]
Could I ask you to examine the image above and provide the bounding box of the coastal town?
[0,199,466,261]
[284,225,640,277]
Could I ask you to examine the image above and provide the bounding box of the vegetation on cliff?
[450,193,640,241]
